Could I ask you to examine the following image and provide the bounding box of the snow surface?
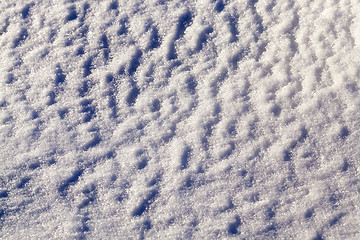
[1,0,360,239]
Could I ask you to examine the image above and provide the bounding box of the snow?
[1,0,360,239]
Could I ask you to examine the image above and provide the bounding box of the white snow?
[1,0,360,239]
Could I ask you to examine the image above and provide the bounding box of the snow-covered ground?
[1,0,360,239]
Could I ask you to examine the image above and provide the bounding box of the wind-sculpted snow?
[1,0,360,239]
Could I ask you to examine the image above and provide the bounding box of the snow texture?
[1,0,360,239]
